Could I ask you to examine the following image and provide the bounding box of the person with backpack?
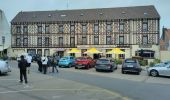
[18,55,28,84]
[51,56,59,73]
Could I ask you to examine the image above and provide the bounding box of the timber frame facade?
[10,5,160,59]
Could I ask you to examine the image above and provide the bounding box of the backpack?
[18,59,28,70]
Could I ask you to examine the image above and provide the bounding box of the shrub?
[114,59,123,65]
[140,60,148,66]
[149,62,155,67]
[149,59,161,67]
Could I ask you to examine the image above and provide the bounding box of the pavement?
[59,65,170,85]
[0,61,131,100]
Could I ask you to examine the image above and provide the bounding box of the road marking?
[0,88,130,100]
[0,79,18,81]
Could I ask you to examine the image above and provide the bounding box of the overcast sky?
[0,0,169,28]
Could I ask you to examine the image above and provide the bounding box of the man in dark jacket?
[18,55,28,84]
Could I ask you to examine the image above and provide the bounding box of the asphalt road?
[1,61,170,100]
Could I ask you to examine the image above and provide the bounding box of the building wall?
[160,51,170,62]
[11,18,160,59]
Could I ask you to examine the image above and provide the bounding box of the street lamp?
[2,36,5,56]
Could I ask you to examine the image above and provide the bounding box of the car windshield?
[97,59,110,64]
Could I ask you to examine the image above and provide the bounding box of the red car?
[75,56,96,69]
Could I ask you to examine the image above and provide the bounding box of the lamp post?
[2,36,5,57]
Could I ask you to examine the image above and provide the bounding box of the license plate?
[127,65,133,67]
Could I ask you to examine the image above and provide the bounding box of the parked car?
[58,56,75,68]
[147,63,170,77]
[95,58,117,72]
[0,60,11,75]
[122,58,142,75]
[75,56,96,69]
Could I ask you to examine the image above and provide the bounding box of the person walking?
[37,55,42,72]
[41,55,48,74]
[51,56,59,73]
[18,55,28,84]
[26,54,32,74]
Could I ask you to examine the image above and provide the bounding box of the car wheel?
[122,70,125,74]
[136,72,140,75]
[0,71,1,75]
[150,70,159,77]
[75,67,78,69]
[59,66,61,68]
[68,64,72,68]
[86,65,90,69]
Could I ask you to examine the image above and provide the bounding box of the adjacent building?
[0,9,11,56]
[10,5,160,61]
[160,27,170,61]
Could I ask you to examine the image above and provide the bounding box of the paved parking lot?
[0,67,129,100]
[59,65,170,85]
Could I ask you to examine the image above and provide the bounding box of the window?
[94,36,99,45]
[142,35,148,44]
[135,50,155,58]
[106,24,112,32]
[82,37,87,45]
[70,25,75,33]
[16,26,21,33]
[82,25,87,33]
[38,26,42,33]
[23,38,28,46]
[59,37,63,46]
[37,37,42,46]
[119,23,124,32]
[142,21,148,32]
[44,49,50,56]
[45,37,49,46]
[59,25,63,33]
[106,49,112,58]
[37,49,42,56]
[16,38,20,46]
[119,49,125,59]
[70,37,75,47]
[94,24,99,33]
[23,26,28,33]
[119,36,124,44]
[81,49,87,56]
[45,25,50,33]
[106,36,112,45]
[70,53,75,57]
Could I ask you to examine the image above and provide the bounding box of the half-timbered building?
[11,5,160,60]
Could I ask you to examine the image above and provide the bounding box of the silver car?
[0,60,11,75]
[147,63,170,77]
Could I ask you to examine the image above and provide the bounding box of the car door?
[165,64,170,76]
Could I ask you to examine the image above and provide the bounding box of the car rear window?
[97,59,110,64]
[125,59,136,63]
[76,57,87,60]
[61,57,68,60]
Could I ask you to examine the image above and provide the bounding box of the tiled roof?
[11,5,160,23]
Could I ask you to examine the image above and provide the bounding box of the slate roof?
[11,5,160,23]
